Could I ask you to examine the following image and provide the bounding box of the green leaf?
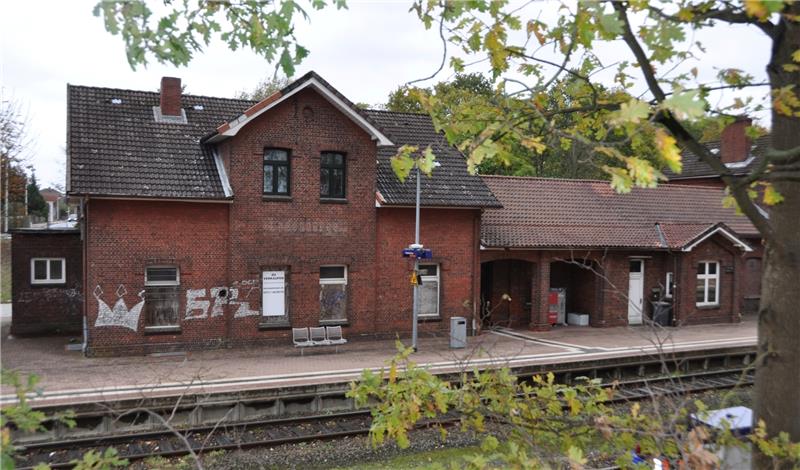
[662,89,706,120]
[611,99,650,125]
[390,145,418,183]
[598,13,623,35]
[417,146,437,176]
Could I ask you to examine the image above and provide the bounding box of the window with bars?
[264,148,290,195]
[30,258,65,285]
[696,261,720,306]
[320,152,345,199]
[320,265,347,323]
[145,266,180,328]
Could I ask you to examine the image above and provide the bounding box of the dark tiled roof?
[481,176,757,249]
[365,110,501,208]
[664,135,770,180]
[68,85,255,199]
[67,79,496,207]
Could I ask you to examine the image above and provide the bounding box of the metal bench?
[292,326,347,355]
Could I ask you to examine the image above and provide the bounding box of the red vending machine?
[547,288,566,325]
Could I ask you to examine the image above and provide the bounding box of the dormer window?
[320,152,345,199]
[264,149,290,196]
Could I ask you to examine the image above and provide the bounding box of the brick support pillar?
[530,258,551,331]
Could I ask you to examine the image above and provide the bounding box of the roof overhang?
[681,224,753,252]
[206,77,393,146]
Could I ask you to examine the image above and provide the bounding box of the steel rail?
[12,367,753,469]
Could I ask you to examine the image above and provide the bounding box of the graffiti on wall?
[185,279,260,319]
[94,279,261,331]
[94,284,145,331]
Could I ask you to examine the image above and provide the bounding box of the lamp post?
[411,166,421,352]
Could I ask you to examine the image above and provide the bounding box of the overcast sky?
[1,1,772,188]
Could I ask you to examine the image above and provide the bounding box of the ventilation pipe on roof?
[720,116,752,164]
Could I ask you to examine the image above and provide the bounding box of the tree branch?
[647,5,775,39]
[614,0,775,240]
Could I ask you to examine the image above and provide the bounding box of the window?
[320,152,345,199]
[320,265,347,323]
[629,260,643,273]
[665,272,673,299]
[144,266,180,328]
[418,264,440,317]
[264,148,290,195]
[696,261,720,306]
[30,258,65,284]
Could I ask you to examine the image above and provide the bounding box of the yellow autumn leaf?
[744,0,769,20]
[763,183,785,205]
[520,136,546,154]
[655,128,683,174]
[793,49,800,63]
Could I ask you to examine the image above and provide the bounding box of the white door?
[628,260,644,325]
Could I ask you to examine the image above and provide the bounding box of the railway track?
[12,367,754,469]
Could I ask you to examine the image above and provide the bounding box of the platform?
[0,319,757,407]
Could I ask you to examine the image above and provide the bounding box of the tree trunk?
[754,4,800,468]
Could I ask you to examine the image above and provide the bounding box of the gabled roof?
[67,85,253,199]
[205,72,393,146]
[366,110,501,208]
[481,176,758,249]
[664,135,770,180]
[66,73,497,207]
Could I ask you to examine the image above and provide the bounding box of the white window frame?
[144,266,180,286]
[319,265,348,323]
[418,263,440,318]
[30,258,66,285]
[696,261,720,306]
[320,265,347,285]
[665,272,673,299]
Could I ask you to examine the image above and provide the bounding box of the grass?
[334,446,480,470]
[1,236,10,303]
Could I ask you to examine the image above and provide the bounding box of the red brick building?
[479,177,760,329]
[11,72,755,355]
[65,73,498,355]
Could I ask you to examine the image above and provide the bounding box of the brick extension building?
[9,72,760,355]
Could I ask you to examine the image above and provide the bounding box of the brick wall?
[82,88,487,355]
[222,87,379,346]
[11,231,83,335]
[85,199,230,355]
[376,208,480,336]
[673,235,741,325]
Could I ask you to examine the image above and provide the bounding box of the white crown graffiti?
[93,285,145,331]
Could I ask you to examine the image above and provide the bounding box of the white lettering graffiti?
[183,280,260,320]
[185,289,210,320]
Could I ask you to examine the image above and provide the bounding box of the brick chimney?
[720,116,752,164]
[159,77,182,117]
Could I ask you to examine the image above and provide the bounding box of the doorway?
[628,259,644,325]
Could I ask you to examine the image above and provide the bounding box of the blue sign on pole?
[402,247,433,259]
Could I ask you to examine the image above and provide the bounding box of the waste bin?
[652,301,673,326]
[450,316,467,349]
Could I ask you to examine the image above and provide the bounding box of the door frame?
[628,259,645,325]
